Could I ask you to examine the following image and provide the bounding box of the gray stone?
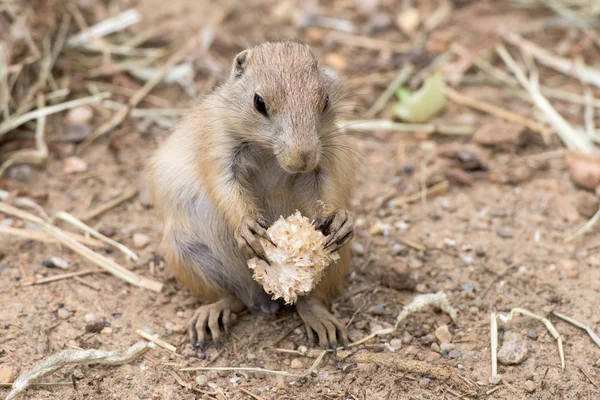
[498,332,528,365]
[524,380,536,393]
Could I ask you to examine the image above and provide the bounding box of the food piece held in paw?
[247,211,339,304]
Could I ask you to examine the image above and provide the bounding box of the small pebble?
[546,292,561,303]
[195,374,208,386]
[371,305,388,315]
[594,359,600,368]
[165,321,186,334]
[409,258,423,269]
[354,320,367,329]
[65,106,94,125]
[63,157,88,174]
[217,369,229,377]
[0,366,15,384]
[435,325,452,344]
[369,221,392,236]
[468,306,479,315]
[297,345,307,355]
[402,331,413,344]
[370,323,384,335]
[418,377,430,387]
[391,243,408,256]
[389,338,402,350]
[84,313,96,323]
[101,327,113,334]
[290,359,303,369]
[488,375,501,385]
[496,227,514,239]
[348,329,362,343]
[351,242,365,256]
[527,329,538,340]
[557,259,579,279]
[85,320,105,333]
[430,343,441,353]
[448,349,460,359]
[72,368,84,379]
[440,343,455,352]
[42,256,69,270]
[461,283,475,292]
[246,353,256,361]
[133,233,151,249]
[57,308,71,320]
[498,332,528,365]
[475,246,486,257]
[420,333,435,345]
[524,380,536,393]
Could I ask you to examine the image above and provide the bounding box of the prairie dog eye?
[323,95,329,112]
[254,94,268,116]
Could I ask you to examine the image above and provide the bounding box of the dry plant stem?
[552,311,600,348]
[0,94,48,177]
[81,187,138,221]
[0,92,110,137]
[443,86,552,135]
[78,33,202,151]
[0,190,49,220]
[135,330,177,353]
[584,90,598,142]
[53,211,139,261]
[14,38,52,116]
[365,64,414,118]
[338,120,475,136]
[67,9,142,47]
[0,202,162,292]
[5,342,153,400]
[20,269,102,287]
[326,32,413,53]
[497,45,596,154]
[490,312,498,378]
[451,43,518,87]
[397,237,427,252]
[503,32,600,89]
[0,226,104,248]
[0,382,73,389]
[0,42,9,119]
[497,308,565,369]
[564,207,600,242]
[389,180,449,207]
[239,388,264,400]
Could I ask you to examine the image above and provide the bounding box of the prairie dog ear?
[232,49,252,78]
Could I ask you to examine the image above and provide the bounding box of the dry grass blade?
[497,45,596,154]
[552,311,600,348]
[0,92,110,137]
[0,42,9,119]
[53,211,139,261]
[389,180,449,207]
[338,119,475,136]
[78,33,202,152]
[584,90,599,142]
[0,94,48,177]
[443,86,552,135]
[503,32,600,88]
[365,64,414,118]
[0,202,162,292]
[497,308,565,370]
[5,342,153,400]
[564,207,600,242]
[490,312,498,378]
[81,187,139,222]
[135,329,177,353]
[21,269,103,287]
[0,225,104,248]
[67,9,142,47]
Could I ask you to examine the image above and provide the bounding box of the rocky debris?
[524,380,536,393]
[435,325,452,344]
[380,262,416,291]
[165,321,186,334]
[527,329,538,340]
[473,122,528,148]
[395,8,420,35]
[430,343,441,353]
[558,259,579,279]
[0,366,15,384]
[290,359,303,369]
[348,330,362,343]
[389,338,402,351]
[351,241,365,256]
[65,106,94,126]
[57,308,71,320]
[565,154,600,194]
[498,332,528,365]
[195,374,208,386]
[86,320,105,333]
[63,157,88,174]
[133,233,151,249]
[576,191,599,218]
[370,305,389,315]
[496,227,514,239]
[42,256,69,270]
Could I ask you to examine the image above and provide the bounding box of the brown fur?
[149,41,356,314]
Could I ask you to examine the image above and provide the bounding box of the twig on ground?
[389,180,449,207]
[564,207,600,242]
[502,32,600,89]
[496,308,564,370]
[78,33,202,151]
[0,92,110,137]
[584,90,599,142]
[5,342,153,400]
[0,202,162,292]
[397,237,427,252]
[239,387,264,400]
[0,94,48,177]
[73,276,101,291]
[365,64,414,118]
[578,365,598,388]
[338,119,475,136]
[552,311,600,348]
[135,330,177,353]
[67,9,141,47]
[1,42,9,119]
[490,312,498,377]
[81,187,138,222]
[443,86,552,135]
[0,225,104,248]
[20,269,103,287]
[497,45,596,154]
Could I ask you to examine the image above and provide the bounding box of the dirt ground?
[1,0,600,399]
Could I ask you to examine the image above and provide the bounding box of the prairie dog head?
[225,41,339,174]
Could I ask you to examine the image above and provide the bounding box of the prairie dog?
[150,41,356,356]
